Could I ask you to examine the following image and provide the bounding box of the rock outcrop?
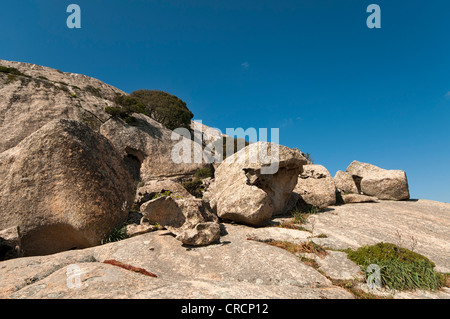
[140,195,220,246]
[1,200,449,299]
[0,60,210,182]
[0,59,124,153]
[100,114,208,181]
[334,170,359,194]
[206,142,308,226]
[346,161,410,201]
[291,164,336,210]
[0,120,135,256]
[0,224,354,299]
[135,179,193,208]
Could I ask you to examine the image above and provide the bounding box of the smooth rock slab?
[307,200,450,273]
[0,224,354,299]
[246,227,311,244]
[341,194,378,204]
[300,251,364,282]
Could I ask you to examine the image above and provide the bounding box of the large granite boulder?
[0,59,124,153]
[206,142,308,226]
[334,170,359,194]
[346,161,410,201]
[140,196,220,246]
[0,59,210,183]
[291,164,337,210]
[0,120,135,256]
[100,114,208,181]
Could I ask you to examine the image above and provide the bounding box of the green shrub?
[152,190,174,199]
[345,243,442,291]
[105,106,124,117]
[105,95,148,124]
[114,95,147,115]
[101,223,129,244]
[195,167,213,179]
[130,90,193,131]
[0,65,26,77]
[85,85,102,97]
[288,204,319,225]
[182,179,204,198]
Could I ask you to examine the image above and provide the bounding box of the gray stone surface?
[292,164,337,209]
[341,193,378,204]
[0,224,353,299]
[0,120,135,256]
[334,170,359,194]
[307,200,450,273]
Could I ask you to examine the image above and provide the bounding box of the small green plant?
[85,85,102,97]
[289,204,319,225]
[101,223,129,244]
[152,190,173,199]
[182,179,204,198]
[105,95,148,125]
[5,74,18,84]
[345,243,443,292]
[437,273,450,288]
[194,167,213,179]
[0,65,27,77]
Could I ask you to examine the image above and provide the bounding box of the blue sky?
[1,0,449,202]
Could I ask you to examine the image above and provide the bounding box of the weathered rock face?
[346,161,410,201]
[334,170,359,194]
[140,196,220,246]
[0,120,135,256]
[0,60,209,182]
[291,165,336,210]
[135,179,192,208]
[0,224,354,299]
[100,114,208,181]
[206,142,308,226]
[341,193,378,204]
[175,222,221,247]
[0,59,124,153]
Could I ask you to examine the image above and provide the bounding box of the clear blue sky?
[1,0,449,202]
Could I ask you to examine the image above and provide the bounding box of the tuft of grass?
[182,179,204,198]
[152,190,174,199]
[0,65,27,77]
[101,223,129,244]
[290,204,319,225]
[345,243,443,292]
[277,221,311,232]
[437,273,450,288]
[194,167,213,179]
[85,85,102,97]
